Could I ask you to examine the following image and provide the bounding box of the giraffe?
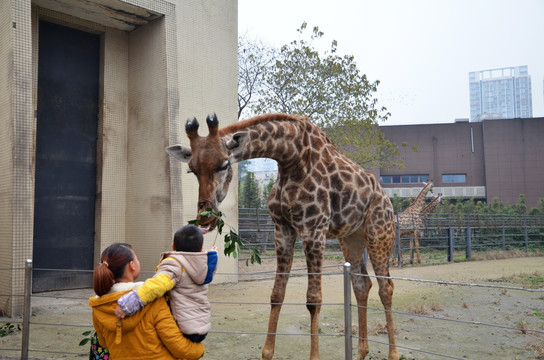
[407,193,444,264]
[396,181,433,265]
[166,113,400,360]
[421,193,443,215]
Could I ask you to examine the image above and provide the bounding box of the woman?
[89,243,205,360]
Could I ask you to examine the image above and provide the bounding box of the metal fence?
[238,208,544,266]
[1,210,543,359]
[1,259,544,359]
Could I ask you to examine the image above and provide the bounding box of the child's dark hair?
[174,224,204,252]
[93,243,134,296]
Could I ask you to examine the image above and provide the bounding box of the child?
[116,225,218,342]
[90,243,205,359]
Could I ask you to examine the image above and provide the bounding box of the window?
[379,175,429,185]
[442,174,466,183]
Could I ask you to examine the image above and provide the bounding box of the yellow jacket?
[89,284,205,360]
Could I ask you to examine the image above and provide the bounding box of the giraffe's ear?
[225,131,249,160]
[166,145,192,163]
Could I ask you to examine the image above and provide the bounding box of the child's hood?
[160,251,209,284]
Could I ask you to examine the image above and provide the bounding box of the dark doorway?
[34,21,100,292]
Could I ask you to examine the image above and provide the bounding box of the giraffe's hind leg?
[367,243,400,360]
[338,234,371,359]
[363,195,400,360]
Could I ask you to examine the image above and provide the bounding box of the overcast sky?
[238,0,544,126]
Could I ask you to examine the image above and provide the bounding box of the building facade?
[378,117,544,209]
[469,66,533,121]
[0,0,238,316]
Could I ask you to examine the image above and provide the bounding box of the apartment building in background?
[469,66,533,121]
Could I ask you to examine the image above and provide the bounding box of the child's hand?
[115,305,127,319]
[210,245,217,251]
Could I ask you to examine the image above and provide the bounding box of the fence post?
[501,215,506,251]
[256,208,261,232]
[501,226,506,250]
[523,215,528,252]
[465,226,472,260]
[22,259,32,360]
[395,214,401,268]
[343,263,353,360]
[447,228,454,262]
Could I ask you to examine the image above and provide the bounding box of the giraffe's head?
[422,180,434,194]
[166,114,248,233]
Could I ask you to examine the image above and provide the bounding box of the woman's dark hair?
[174,225,204,252]
[93,243,134,296]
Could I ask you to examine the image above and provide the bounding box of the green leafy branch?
[79,330,93,346]
[189,208,261,266]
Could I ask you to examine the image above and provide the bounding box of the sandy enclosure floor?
[1,257,543,360]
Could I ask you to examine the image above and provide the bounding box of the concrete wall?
[0,0,34,316]
[0,0,238,316]
[482,118,544,206]
[0,0,16,315]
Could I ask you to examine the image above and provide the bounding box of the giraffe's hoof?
[388,348,400,360]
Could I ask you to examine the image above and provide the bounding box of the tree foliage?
[240,171,261,208]
[241,22,401,170]
[262,175,276,204]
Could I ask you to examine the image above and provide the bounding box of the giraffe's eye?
[219,161,230,172]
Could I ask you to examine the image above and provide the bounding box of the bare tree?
[238,34,277,120]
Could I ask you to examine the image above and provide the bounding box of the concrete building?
[1,0,238,316]
[379,117,544,209]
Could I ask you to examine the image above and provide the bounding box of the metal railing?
[238,209,544,266]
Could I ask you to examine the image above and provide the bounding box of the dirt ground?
[1,257,543,360]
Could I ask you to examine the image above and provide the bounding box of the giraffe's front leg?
[414,232,421,264]
[409,234,415,264]
[262,228,296,360]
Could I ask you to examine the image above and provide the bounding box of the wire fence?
[1,257,543,359]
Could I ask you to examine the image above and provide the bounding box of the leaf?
[79,338,90,346]
[189,209,261,266]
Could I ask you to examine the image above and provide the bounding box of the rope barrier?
[1,257,542,360]
[354,272,544,292]
[354,304,544,335]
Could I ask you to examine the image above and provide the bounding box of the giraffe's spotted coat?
[169,113,400,360]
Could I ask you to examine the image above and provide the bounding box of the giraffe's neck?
[404,183,433,213]
[225,116,328,170]
[421,195,442,214]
